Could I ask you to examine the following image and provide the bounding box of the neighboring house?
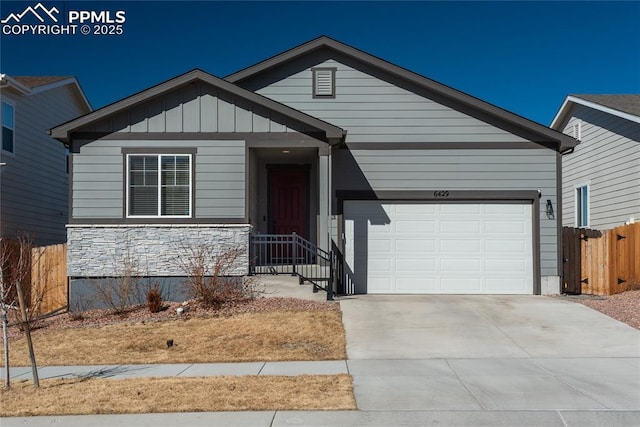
[51,36,576,299]
[551,95,640,230]
[0,75,91,245]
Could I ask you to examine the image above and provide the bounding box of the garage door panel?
[485,220,528,234]
[441,258,482,273]
[396,259,436,272]
[441,277,482,292]
[368,277,393,293]
[486,259,527,273]
[368,238,392,252]
[440,220,482,234]
[440,239,482,253]
[396,219,436,233]
[485,239,526,254]
[343,201,533,294]
[440,204,482,215]
[368,258,392,272]
[395,239,436,253]
[485,204,527,215]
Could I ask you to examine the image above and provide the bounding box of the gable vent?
[312,68,336,98]
[572,121,582,141]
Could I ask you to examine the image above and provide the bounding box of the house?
[51,36,576,301]
[1,75,91,245]
[551,95,640,230]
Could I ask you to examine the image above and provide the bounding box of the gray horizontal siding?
[88,83,303,135]
[72,139,246,220]
[561,105,640,230]
[334,148,559,276]
[251,57,531,144]
[0,85,89,245]
[196,143,245,217]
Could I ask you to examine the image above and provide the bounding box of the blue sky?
[1,1,638,125]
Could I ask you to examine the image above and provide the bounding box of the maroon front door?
[268,167,309,239]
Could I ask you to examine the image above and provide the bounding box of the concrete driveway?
[341,295,640,412]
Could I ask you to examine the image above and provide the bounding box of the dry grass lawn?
[2,311,346,366]
[0,375,356,416]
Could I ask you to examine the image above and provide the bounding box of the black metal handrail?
[331,240,355,295]
[250,233,334,300]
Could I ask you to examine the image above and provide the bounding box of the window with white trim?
[127,154,192,217]
[1,101,15,153]
[576,185,589,227]
[312,68,336,98]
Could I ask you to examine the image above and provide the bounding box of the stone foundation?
[67,224,251,277]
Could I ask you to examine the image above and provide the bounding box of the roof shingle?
[12,76,72,89]
[572,94,640,117]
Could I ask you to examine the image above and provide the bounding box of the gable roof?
[50,68,345,143]
[1,74,92,111]
[551,94,640,130]
[226,36,577,152]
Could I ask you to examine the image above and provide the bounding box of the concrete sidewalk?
[4,358,639,426]
[4,410,640,426]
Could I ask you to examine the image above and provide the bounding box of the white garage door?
[343,202,533,294]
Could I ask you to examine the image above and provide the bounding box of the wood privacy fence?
[562,223,640,296]
[31,243,68,315]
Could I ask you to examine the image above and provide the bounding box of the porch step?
[257,275,330,302]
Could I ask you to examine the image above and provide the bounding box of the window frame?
[575,183,590,228]
[1,99,16,154]
[125,153,193,219]
[312,67,337,99]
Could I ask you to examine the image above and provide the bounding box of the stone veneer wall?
[67,224,251,277]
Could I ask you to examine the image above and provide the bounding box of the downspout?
[327,144,332,251]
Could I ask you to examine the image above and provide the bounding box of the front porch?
[247,144,331,255]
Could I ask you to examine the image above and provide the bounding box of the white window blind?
[128,154,191,217]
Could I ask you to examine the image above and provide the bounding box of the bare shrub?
[89,242,144,314]
[146,284,163,313]
[90,278,140,315]
[177,245,259,307]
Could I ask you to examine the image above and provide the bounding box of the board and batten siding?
[247,55,531,144]
[334,148,559,276]
[87,83,308,134]
[72,139,246,219]
[0,85,88,245]
[561,105,640,230]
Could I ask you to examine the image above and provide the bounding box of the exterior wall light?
[546,199,555,219]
